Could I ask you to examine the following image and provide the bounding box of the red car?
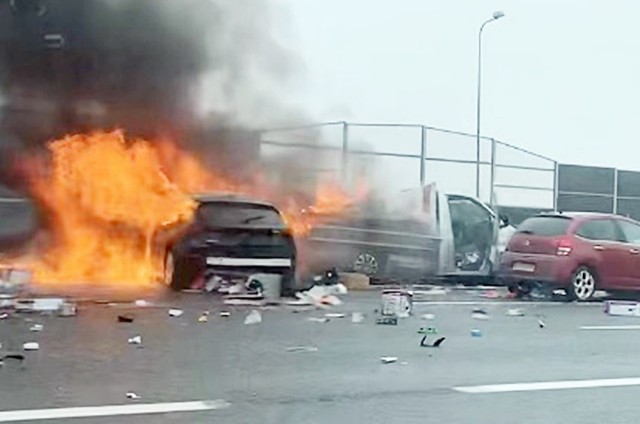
[499,212,640,301]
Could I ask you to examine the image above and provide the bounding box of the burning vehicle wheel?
[353,252,379,276]
[163,250,199,291]
[569,266,596,301]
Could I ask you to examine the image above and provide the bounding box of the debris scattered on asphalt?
[604,300,640,317]
[470,329,482,337]
[380,356,398,364]
[219,311,231,317]
[295,282,348,308]
[23,342,40,351]
[244,309,262,325]
[538,319,546,328]
[480,289,500,299]
[59,301,77,317]
[376,316,398,325]
[14,298,65,312]
[127,335,142,345]
[505,308,525,317]
[134,300,149,307]
[117,315,134,323]
[29,324,43,332]
[324,313,345,318]
[471,309,489,320]
[223,298,264,307]
[126,392,141,400]
[285,346,318,353]
[0,313,8,320]
[381,289,413,318]
[307,317,329,323]
[2,353,25,362]
[418,326,438,335]
[351,312,364,323]
[420,335,446,347]
[421,313,435,320]
[198,312,209,323]
[168,309,184,317]
[552,289,566,296]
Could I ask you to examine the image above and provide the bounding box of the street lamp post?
[476,11,505,198]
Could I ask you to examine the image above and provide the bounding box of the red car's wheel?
[569,266,597,301]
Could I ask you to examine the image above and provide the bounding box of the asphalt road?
[2,289,640,423]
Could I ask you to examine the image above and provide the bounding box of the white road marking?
[580,325,640,330]
[454,378,640,394]
[0,400,229,423]
[413,301,601,306]
[206,257,291,267]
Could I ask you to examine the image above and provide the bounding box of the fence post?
[341,121,349,184]
[613,168,618,214]
[553,161,559,211]
[420,126,427,186]
[489,138,496,207]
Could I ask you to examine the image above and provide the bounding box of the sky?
[271,1,640,206]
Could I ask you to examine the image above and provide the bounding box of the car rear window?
[196,202,285,228]
[517,216,571,237]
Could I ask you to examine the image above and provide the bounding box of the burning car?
[162,195,297,294]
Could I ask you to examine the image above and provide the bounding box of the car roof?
[193,193,277,209]
[537,211,619,220]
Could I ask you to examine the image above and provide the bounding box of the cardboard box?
[604,300,640,317]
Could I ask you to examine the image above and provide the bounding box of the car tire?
[163,250,199,291]
[569,266,597,301]
[353,252,380,276]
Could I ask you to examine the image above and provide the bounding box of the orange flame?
[19,130,366,290]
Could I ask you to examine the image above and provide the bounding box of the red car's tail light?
[555,237,573,256]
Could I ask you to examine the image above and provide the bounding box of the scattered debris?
[324,313,345,318]
[376,316,398,325]
[126,392,141,400]
[418,327,438,335]
[219,311,231,317]
[134,300,149,307]
[285,346,318,353]
[59,302,77,317]
[307,317,329,323]
[552,289,567,296]
[380,356,398,364]
[14,298,65,312]
[505,308,525,317]
[127,335,142,345]
[480,289,500,299]
[605,300,640,317]
[23,342,39,351]
[538,319,546,328]
[117,315,134,323]
[471,309,489,320]
[0,313,8,320]
[2,353,25,362]
[29,324,43,332]
[223,298,264,307]
[421,313,435,320]
[198,312,209,323]
[168,309,184,317]
[470,329,482,337]
[295,282,348,308]
[244,310,262,325]
[381,289,413,318]
[420,335,446,347]
[351,312,364,323]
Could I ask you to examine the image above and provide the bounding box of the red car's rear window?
[517,216,572,237]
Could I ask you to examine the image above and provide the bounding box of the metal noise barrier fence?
[258,121,557,211]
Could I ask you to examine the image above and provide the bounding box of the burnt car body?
[163,195,297,294]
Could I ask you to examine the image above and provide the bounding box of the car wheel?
[353,252,379,276]
[570,266,596,301]
[164,250,198,291]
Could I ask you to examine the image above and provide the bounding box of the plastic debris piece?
[380,356,398,364]
[324,313,345,318]
[117,315,134,323]
[421,313,435,320]
[285,346,318,353]
[59,302,77,317]
[2,353,25,362]
[418,326,438,335]
[376,316,398,325]
[23,342,39,351]
[198,313,209,323]
[552,289,567,296]
[420,335,446,347]
[134,300,149,307]
[308,317,329,323]
[29,324,43,332]
[506,308,525,317]
[127,335,142,345]
[538,319,546,328]
[0,313,8,319]
[351,312,364,323]
[381,290,413,318]
[219,311,231,317]
[244,309,262,325]
[471,309,489,320]
[126,392,141,400]
[168,309,184,317]
[470,329,482,337]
